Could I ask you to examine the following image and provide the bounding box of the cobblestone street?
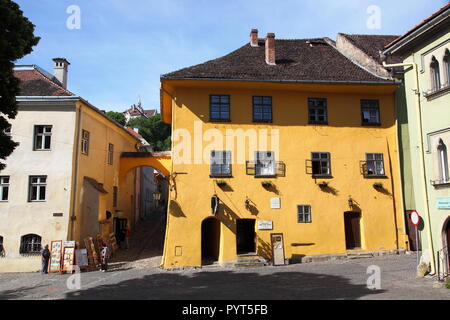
[0,252,448,300]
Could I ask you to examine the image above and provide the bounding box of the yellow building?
[160,31,408,269]
[0,60,141,272]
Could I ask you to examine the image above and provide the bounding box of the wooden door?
[344,212,361,249]
[446,222,450,269]
[271,233,285,266]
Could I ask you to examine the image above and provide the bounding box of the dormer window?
[430,56,441,93]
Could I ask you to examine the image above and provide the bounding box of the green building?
[384,3,450,277]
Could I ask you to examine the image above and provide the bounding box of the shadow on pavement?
[64,270,385,300]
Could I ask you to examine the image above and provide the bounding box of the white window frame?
[108,143,114,165]
[297,205,312,223]
[0,176,9,202]
[311,152,331,176]
[361,100,380,125]
[255,151,276,177]
[29,176,47,202]
[438,140,449,183]
[308,98,328,124]
[81,130,90,155]
[365,153,385,176]
[34,125,52,151]
[210,150,232,177]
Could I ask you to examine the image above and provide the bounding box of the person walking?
[100,242,109,272]
[41,245,50,274]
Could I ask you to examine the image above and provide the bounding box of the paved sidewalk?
[0,254,448,300]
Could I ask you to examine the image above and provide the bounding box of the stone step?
[346,252,374,259]
[234,256,269,268]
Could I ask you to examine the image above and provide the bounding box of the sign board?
[410,210,420,226]
[49,240,62,273]
[258,220,273,230]
[437,198,450,209]
[62,247,75,272]
[75,249,89,267]
[270,197,281,209]
[64,241,76,248]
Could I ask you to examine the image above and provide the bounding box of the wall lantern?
[245,198,250,210]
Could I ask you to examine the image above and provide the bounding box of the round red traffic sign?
[410,210,420,226]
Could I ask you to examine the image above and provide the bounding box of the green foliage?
[128,114,171,151]
[446,280,450,290]
[0,0,40,170]
[106,111,126,126]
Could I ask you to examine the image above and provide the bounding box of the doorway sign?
[258,221,273,230]
[410,210,420,226]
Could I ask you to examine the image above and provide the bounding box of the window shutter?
[305,159,313,175]
[246,161,256,175]
[276,161,286,177]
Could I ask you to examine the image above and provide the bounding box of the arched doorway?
[443,217,450,270]
[201,217,221,265]
[344,212,362,250]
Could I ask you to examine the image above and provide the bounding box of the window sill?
[364,175,388,179]
[28,200,46,203]
[361,122,381,127]
[424,84,450,101]
[209,119,231,123]
[255,175,277,178]
[252,120,273,123]
[33,149,52,152]
[308,122,328,125]
[210,175,233,178]
[312,175,333,179]
[431,180,450,188]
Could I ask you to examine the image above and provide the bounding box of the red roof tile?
[14,68,75,96]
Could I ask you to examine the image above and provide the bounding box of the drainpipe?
[69,103,82,241]
[383,61,435,274]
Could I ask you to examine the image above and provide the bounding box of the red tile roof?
[13,68,75,96]
[162,38,395,83]
[125,127,143,138]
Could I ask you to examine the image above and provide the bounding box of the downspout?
[383,61,436,274]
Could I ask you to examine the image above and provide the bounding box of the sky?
[15,0,448,112]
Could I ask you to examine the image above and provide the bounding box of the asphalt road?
[0,254,448,300]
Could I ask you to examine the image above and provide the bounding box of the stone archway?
[119,152,172,185]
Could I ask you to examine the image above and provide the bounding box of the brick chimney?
[250,29,259,47]
[265,33,276,65]
[52,58,70,89]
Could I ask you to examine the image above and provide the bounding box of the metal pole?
[416,226,419,267]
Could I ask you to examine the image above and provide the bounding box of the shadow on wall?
[257,236,272,261]
[169,200,186,218]
[62,270,385,300]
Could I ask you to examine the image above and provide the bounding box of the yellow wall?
[71,102,139,242]
[162,81,407,268]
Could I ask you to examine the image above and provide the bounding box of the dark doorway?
[201,218,221,264]
[237,219,256,254]
[344,212,361,250]
[445,219,450,269]
[114,218,127,246]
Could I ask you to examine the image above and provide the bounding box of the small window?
[81,130,90,155]
[210,95,230,121]
[361,100,380,125]
[210,151,232,177]
[297,205,312,223]
[253,96,272,122]
[365,153,385,176]
[108,143,114,165]
[113,186,118,207]
[29,176,47,202]
[308,98,328,124]
[20,234,41,255]
[311,152,331,176]
[34,125,52,150]
[255,151,276,177]
[438,139,449,183]
[444,49,450,86]
[430,56,441,92]
[0,176,10,201]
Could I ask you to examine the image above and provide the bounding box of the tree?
[0,0,40,170]
[128,114,171,151]
[106,111,126,126]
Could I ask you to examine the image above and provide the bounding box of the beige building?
[0,59,141,272]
